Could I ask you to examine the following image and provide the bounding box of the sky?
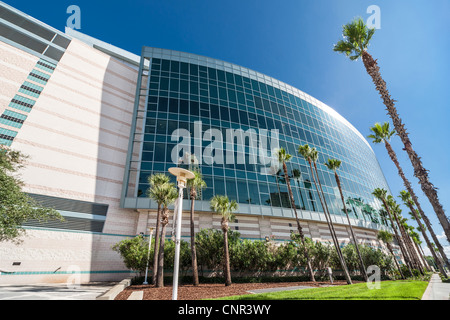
[6,0,450,255]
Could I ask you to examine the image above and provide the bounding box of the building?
[0,2,394,284]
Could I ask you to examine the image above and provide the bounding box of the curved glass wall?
[122,47,391,229]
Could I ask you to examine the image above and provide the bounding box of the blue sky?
[7,0,450,253]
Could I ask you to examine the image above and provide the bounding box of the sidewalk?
[0,282,117,300]
[422,273,450,300]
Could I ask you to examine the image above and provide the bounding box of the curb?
[96,278,132,300]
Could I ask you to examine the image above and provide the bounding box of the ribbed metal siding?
[23,216,105,233]
[24,194,108,233]
[28,193,108,216]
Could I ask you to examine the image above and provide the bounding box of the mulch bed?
[115,280,356,300]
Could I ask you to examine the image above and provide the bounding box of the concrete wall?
[0,39,141,284]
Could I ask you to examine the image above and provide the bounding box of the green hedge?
[114,228,396,280]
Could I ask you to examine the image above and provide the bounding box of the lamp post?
[143,227,154,285]
[168,167,194,300]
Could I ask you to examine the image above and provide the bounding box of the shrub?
[112,235,191,276]
[112,235,151,275]
[113,229,397,281]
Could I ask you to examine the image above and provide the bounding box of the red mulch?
[115,280,355,300]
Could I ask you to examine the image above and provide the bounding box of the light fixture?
[143,227,154,285]
[168,167,194,300]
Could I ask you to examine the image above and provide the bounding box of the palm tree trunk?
[418,244,432,271]
[381,199,414,275]
[282,162,316,282]
[152,203,162,285]
[421,215,450,270]
[334,171,368,282]
[412,238,430,272]
[404,230,424,274]
[399,222,423,274]
[222,224,232,286]
[310,161,352,284]
[362,50,450,243]
[190,188,199,286]
[386,242,405,279]
[156,207,169,288]
[384,140,450,270]
[405,202,447,276]
[392,211,421,274]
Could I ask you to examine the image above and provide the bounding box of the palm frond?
[334,17,376,61]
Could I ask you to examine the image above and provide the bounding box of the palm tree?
[386,195,420,273]
[298,144,352,284]
[325,158,368,282]
[147,173,171,284]
[412,227,433,271]
[334,17,450,243]
[398,215,425,275]
[210,195,238,286]
[399,191,448,275]
[372,188,413,275]
[368,122,450,270]
[377,230,404,279]
[407,224,430,271]
[275,147,315,282]
[149,182,178,287]
[187,169,207,286]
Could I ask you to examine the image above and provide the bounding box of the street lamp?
[168,167,194,300]
[143,227,154,285]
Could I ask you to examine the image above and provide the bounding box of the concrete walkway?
[422,274,450,300]
[0,282,117,300]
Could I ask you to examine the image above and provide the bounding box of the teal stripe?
[22,226,286,242]
[4,109,27,121]
[0,270,137,276]
[0,118,23,129]
[0,139,12,146]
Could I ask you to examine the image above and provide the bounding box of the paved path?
[422,274,450,300]
[0,282,116,300]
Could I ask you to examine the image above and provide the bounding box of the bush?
[329,243,395,276]
[114,229,398,281]
[162,239,191,275]
[112,235,151,275]
[112,235,191,276]
[195,228,241,274]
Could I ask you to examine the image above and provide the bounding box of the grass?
[215,280,429,300]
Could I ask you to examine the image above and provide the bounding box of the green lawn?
[216,280,429,300]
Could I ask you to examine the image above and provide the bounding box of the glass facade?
[122,47,391,228]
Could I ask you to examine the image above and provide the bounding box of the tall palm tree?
[275,147,315,282]
[407,223,430,271]
[299,144,352,284]
[377,230,405,279]
[147,173,171,284]
[210,195,238,286]
[334,17,450,243]
[397,215,425,275]
[411,227,433,271]
[187,170,207,286]
[399,191,448,275]
[368,122,450,270]
[325,158,368,282]
[149,182,178,287]
[386,195,420,273]
[372,188,413,275]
